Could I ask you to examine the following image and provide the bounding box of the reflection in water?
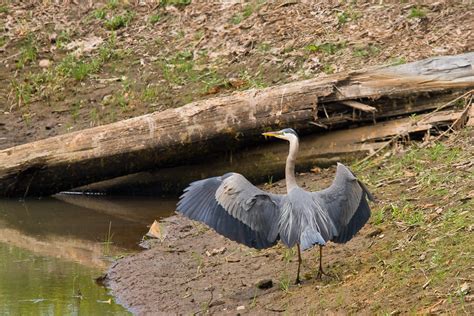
[0,196,176,250]
[0,196,177,314]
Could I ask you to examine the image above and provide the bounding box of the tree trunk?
[74,108,467,195]
[1,53,473,197]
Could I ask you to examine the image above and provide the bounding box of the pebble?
[236,305,245,311]
[459,282,470,295]
[39,59,51,68]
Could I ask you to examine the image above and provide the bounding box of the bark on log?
[1,53,473,197]
[75,108,466,196]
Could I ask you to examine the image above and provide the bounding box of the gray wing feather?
[177,173,282,249]
[313,163,374,243]
[215,173,281,235]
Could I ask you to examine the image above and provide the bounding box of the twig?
[0,52,21,64]
[427,95,473,144]
[309,121,328,129]
[264,305,287,312]
[355,134,402,166]
[421,89,473,121]
[178,274,202,286]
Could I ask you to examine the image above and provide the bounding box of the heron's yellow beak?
[262,131,284,139]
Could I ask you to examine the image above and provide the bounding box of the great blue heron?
[177,128,374,283]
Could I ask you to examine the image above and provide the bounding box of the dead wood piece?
[341,100,377,112]
[467,97,474,127]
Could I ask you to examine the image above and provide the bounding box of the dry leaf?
[146,220,166,241]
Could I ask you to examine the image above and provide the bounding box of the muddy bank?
[106,215,377,315]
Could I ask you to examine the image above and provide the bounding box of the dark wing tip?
[357,180,376,202]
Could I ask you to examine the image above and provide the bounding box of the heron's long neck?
[285,137,299,193]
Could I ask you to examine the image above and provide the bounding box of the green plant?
[0,5,9,14]
[10,80,33,108]
[372,208,385,225]
[242,3,254,18]
[200,70,228,93]
[336,8,361,25]
[389,56,407,65]
[142,85,159,102]
[229,1,263,24]
[191,252,204,275]
[149,13,161,24]
[160,0,191,7]
[105,11,134,30]
[16,35,38,69]
[230,14,243,25]
[159,50,195,84]
[305,42,346,55]
[257,42,271,52]
[90,108,99,125]
[353,44,380,58]
[56,35,119,81]
[390,204,424,226]
[282,247,295,264]
[56,30,72,48]
[279,274,291,293]
[70,101,81,123]
[92,8,107,20]
[57,55,97,80]
[0,36,7,47]
[250,288,258,308]
[266,175,273,185]
[408,7,426,19]
[238,70,267,89]
[305,44,319,53]
[115,94,128,109]
[102,221,114,256]
[337,11,349,24]
[107,0,120,9]
[322,64,335,74]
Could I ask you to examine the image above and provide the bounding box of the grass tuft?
[16,34,38,69]
[105,11,134,30]
[408,7,426,19]
[305,42,346,55]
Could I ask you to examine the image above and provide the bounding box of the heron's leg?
[316,245,325,279]
[295,244,302,284]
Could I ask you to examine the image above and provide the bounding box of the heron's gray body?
[177,128,373,282]
[280,187,335,250]
[177,135,373,252]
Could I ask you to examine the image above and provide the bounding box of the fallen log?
[1,53,473,197]
[75,108,468,196]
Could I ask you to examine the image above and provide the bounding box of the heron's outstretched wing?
[177,173,283,249]
[313,163,374,244]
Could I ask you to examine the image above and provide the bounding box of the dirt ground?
[106,130,473,315]
[1,1,473,149]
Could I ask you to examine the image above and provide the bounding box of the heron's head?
[262,128,298,141]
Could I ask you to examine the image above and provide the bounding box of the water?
[0,196,176,314]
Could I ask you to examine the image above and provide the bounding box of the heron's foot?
[295,277,301,285]
[316,268,332,280]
